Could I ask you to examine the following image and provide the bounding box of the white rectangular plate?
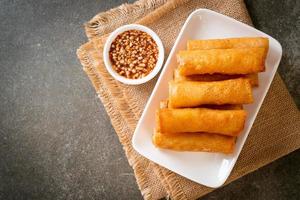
[132,9,282,188]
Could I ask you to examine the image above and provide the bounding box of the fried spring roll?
[169,78,253,108]
[152,131,235,154]
[186,37,268,85]
[160,99,243,110]
[187,37,269,57]
[173,68,259,86]
[177,48,265,76]
[156,108,246,136]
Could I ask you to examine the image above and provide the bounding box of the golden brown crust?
[177,48,266,75]
[187,37,269,57]
[157,108,246,136]
[152,131,236,154]
[169,78,253,108]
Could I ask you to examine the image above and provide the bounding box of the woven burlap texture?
[77,0,300,199]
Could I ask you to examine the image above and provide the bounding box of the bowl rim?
[103,24,165,85]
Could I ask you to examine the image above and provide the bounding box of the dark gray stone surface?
[0,0,299,200]
[245,0,300,108]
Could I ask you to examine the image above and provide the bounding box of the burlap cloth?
[77,0,300,199]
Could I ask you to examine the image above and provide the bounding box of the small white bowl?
[103,24,164,85]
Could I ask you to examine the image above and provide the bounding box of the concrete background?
[0,0,299,199]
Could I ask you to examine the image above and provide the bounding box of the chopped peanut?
[109,30,159,79]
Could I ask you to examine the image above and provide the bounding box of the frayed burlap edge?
[136,0,191,25]
[85,0,168,39]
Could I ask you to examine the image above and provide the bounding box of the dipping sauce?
[109,30,158,79]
